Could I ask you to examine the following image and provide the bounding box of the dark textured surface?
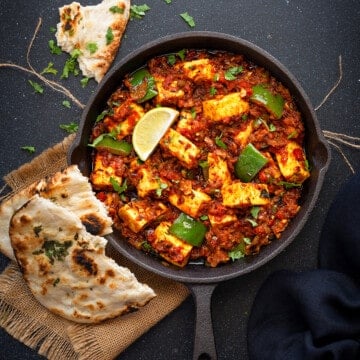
[0,1,359,359]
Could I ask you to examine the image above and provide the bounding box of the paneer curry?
[89,49,310,268]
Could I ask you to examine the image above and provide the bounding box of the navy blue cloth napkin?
[247,172,360,360]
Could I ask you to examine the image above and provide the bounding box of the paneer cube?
[221,181,270,207]
[136,168,169,198]
[208,213,237,227]
[168,180,211,218]
[234,121,253,148]
[90,153,122,190]
[104,102,145,140]
[154,75,184,105]
[176,110,195,133]
[118,200,167,233]
[152,221,193,267]
[202,93,249,122]
[160,128,200,169]
[176,58,215,82]
[275,141,310,183]
[207,152,232,189]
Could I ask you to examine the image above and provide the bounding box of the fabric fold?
[247,171,360,360]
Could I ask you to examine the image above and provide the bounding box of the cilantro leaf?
[21,146,36,153]
[180,12,195,27]
[130,4,151,19]
[28,80,44,94]
[109,5,124,14]
[80,77,90,88]
[59,122,78,133]
[86,42,98,54]
[61,49,81,79]
[41,62,58,75]
[62,100,71,109]
[106,27,114,45]
[228,243,246,261]
[48,39,62,55]
[225,66,243,80]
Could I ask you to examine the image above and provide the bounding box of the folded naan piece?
[10,195,156,323]
[0,165,113,261]
[56,0,130,82]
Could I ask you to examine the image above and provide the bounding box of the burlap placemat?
[0,134,190,359]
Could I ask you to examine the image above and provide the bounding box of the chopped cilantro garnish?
[215,133,227,149]
[49,26,57,33]
[225,66,243,80]
[59,122,78,133]
[209,86,217,96]
[228,243,246,261]
[106,27,114,45]
[250,206,261,219]
[130,4,151,19]
[109,5,124,14]
[180,12,195,27]
[163,0,172,3]
[41,240,73,264]
[86,42,98,54]
[62,100,71,108]
[48,39,62,55]
[80,77,90,88]
[28,80,44,94]
[61,49,82,79]
[41,62,58,75]
[21,146,36,154]
[110,177,127,195]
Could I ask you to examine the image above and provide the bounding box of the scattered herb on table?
[21,146,36,153]
[41,62,58,75]
[28,80,44,94]
[61,49,82,79]
[180,12,195,28]
[48,39,62,55]
[80,77,90,88]
[59,122,78,133]
[130,4,150,19]
[62,100,71,108]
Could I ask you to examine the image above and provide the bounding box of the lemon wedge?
[132,107,179,161]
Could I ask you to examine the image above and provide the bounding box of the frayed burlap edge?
[0,263,78,360]
[3,133,76,196]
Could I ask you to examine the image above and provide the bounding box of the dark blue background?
[0,1,359,359]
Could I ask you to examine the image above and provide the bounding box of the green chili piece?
[89,135,132,156]
[235,143,268,182]
[250,84,284,119]
[169,213,207,246]
[130,68,158,103]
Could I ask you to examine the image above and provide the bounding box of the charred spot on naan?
[80,213,108,235]
[72,248,98,276]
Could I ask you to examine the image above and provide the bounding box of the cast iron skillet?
[68,32,330,359]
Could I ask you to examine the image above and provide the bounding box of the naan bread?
[10,196,156,323]
[56,0,130,82]
[0,165,112,261]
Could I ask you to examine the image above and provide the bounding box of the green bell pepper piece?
[130,68,158,103]
[89,134,132,156]
[235,143,268,182]
[250,84,284,119]
[169,213,207,246]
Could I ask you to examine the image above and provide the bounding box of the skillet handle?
[188,283,218,360]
